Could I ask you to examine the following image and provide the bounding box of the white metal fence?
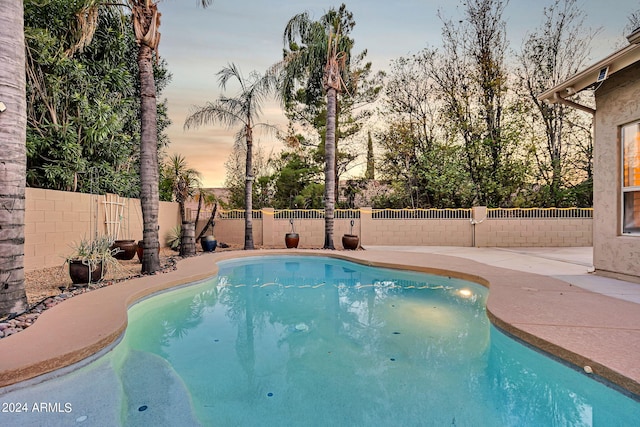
[195,207,593,221]
[487,207,593,219]
[371,208,472,220]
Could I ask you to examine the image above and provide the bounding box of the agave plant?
[166,225,182,252]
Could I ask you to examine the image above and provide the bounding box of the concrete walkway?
[364,246,640,304]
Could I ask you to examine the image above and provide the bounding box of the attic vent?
[596,67,609,83]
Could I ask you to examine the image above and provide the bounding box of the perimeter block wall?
[23,189,592,271]
[210,207,592,248]
[24,188,180,271]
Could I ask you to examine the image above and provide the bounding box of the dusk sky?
[158,0,638,187]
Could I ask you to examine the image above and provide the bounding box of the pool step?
[118,349,200,426]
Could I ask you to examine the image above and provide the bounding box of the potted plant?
[66,236,119,286]
[342,219,359,250]
[285,219,299,248]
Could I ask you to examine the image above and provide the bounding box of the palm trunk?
[0,0,28,316]
[137,41,160,273]
[244,124,255,249]
[324,87,337,249]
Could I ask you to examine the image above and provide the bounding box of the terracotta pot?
[69,260,104,285]
[285,232,299,248]
[342,234,359,250]
[111,239,137,260]
[136,240,160,263]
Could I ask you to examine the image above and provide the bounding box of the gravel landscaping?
[0,249,180,339]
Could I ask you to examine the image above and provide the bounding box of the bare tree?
[517,0,596,206]
[624,8,640,36]
[433,0,525,207]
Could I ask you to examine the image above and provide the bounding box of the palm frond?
[217,63,244,92]
[184,101,243,130]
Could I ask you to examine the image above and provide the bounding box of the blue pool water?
[1,256,638,426]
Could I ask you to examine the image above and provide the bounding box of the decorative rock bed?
[0,257,179,340]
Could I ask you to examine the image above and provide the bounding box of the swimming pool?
[1,256,638,426]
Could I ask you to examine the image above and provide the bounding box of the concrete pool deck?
[0,246,639,399]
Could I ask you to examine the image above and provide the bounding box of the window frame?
[621,121,640,235]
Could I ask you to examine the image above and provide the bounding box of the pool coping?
[0,249,639,398]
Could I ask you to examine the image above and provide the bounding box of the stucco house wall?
[593,60,640,281]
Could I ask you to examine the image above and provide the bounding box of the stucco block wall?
[25,188,180,271]
[477,219,592,247]
[211,208,591,249]
[210,217,360,248]
[197,218,264,247]
[360,219,472,246]
[593,60,640,280]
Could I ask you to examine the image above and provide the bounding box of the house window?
[622,121,640,234]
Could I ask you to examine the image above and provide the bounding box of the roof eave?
[537,43,640,104]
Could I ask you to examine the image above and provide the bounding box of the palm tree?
[128,0,212,272]
[0,0,28,317]
[161,153,201,255]
[163,154,202,224]
[184,63,274,250]
[279,5,354,249]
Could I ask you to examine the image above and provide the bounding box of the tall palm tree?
[184,63,274,250]
[129,0,212,272]
[279,5,354,249]
[0,0,28,317]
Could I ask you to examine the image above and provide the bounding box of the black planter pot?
[201,236,218,252]
[111,239,137,260]
[342,234,359,250]
[285,232,299,248]
[69,260,104,285]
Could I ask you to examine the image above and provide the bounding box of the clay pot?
[136,240,160,263]
[69,260,104,285]
[342,234,359,250]
[111,239,137,260]
[285,232,300,248]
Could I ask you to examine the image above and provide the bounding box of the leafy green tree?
[185,64,274,250]
[23,0,179,274]
[271,150,323,209]
[0,0,29,316]
[364,130,375,180]
[24,3,148,196]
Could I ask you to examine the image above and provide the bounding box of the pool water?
[1,256,638,426]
